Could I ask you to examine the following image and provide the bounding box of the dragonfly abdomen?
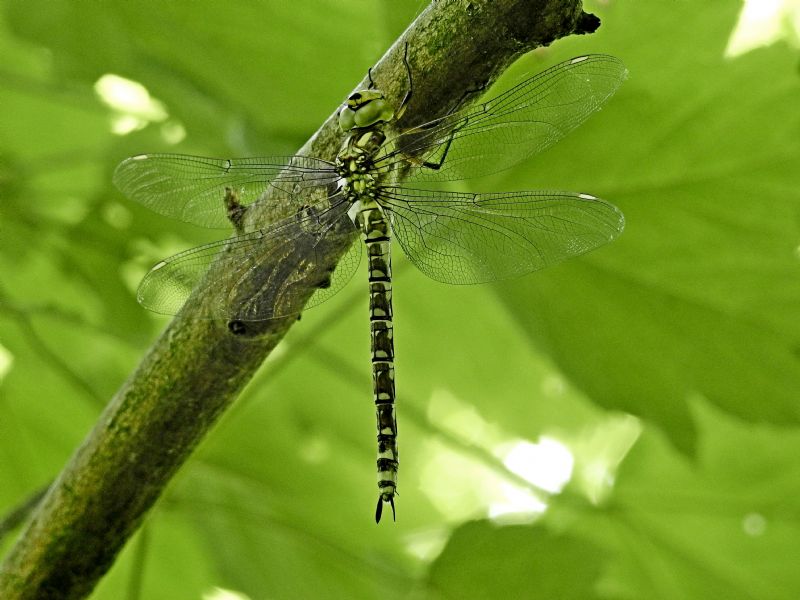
[351,199,398,522]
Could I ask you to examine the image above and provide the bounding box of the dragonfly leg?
[369,41,410,114]
[395,42,413,120]
[414,77,487,170]
[456,80,488,108]
[296,203,325,225]
[419,115,471,170]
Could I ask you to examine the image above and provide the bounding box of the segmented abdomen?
[352,199,398,522]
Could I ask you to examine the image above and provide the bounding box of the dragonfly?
[114,51,626,523]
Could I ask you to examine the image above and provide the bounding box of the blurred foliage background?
[1,0,800,598]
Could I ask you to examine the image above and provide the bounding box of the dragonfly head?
[338,89,395,131]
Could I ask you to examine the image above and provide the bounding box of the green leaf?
[559,400,800,600]
[494,0,800,452]
[424,522,606,600]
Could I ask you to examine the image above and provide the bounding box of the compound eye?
[354,98,394,128]
[338,107,356,131]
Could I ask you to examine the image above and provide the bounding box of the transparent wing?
[379,186,624,284]
[378,54,627,182]
[305,237,362,310]
[137,196,360,320]
[113,153,339,228]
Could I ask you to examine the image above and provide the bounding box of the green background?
[2,0,799,598]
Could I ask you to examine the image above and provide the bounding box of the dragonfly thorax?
[336,126,388,204]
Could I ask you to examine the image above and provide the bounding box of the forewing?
[382,55,626,182]
[137,197,359,320]
[113,153,339,228]
[380,187,624,284]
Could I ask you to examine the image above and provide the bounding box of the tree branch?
[0,1,597,597]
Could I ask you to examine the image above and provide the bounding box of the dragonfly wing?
[137,196,358,320]
[114,153,339,229]
[306,237,362,310]
[382,55,626,182]
[380,187,624,284]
